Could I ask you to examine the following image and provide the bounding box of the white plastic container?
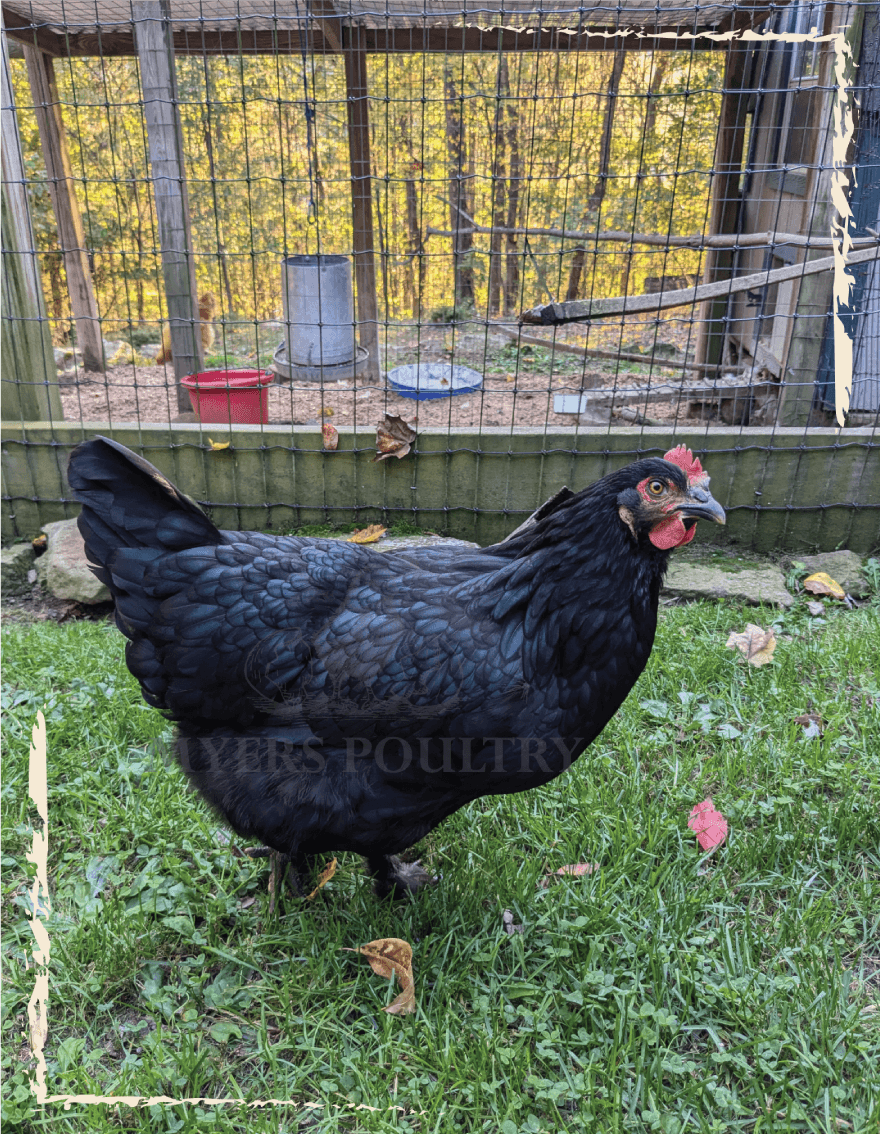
[282,254,357,367]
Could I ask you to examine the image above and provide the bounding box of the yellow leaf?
[207,438,230,451]
[803,572,845,600]
[343,937,416,1015]
[725,623,777,667]
[347,524,387,544]
[320,406,334,417]
[306,857,337,900]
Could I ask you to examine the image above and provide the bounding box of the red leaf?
[688,798,728,851]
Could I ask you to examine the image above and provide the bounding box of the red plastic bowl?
[181,369,274,425]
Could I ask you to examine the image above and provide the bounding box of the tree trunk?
[444,64,475,308]
[488,56,509,316]
[503,62,521,316]
[565,48,626,302]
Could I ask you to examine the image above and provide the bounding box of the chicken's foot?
[244,847,319,910]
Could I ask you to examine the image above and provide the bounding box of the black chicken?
[68,439,725,898]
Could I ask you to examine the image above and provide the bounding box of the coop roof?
[3,1,789,56]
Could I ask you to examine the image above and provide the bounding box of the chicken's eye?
[648,480,665,495]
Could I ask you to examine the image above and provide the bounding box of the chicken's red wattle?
[649,514,697,549]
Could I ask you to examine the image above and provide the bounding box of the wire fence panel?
[1,1,878,551]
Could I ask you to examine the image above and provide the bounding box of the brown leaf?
[347,524,387,544]
[373,414,417,463]
[804,572,846,600]
[502,909,524,936]
[725,624,777,666]
[321,423,339,450]
[306,857,337,900]
[344,937,416,1015]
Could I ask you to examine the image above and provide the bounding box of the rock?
[577,407,613,426]
[1,542,36,596]
[664,562,793,608]
[35,518,110,604]
[138,342,162,361]
[372,535,479,554]
[795,550,868,597]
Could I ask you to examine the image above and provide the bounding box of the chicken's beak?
[675,484,726,526]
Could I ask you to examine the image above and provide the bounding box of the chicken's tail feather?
[68,436,221,589]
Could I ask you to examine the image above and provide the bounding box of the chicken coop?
[1,1,878,552]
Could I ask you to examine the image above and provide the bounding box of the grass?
[1,594,878,1133]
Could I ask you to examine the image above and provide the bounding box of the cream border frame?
[22,16,860,1118]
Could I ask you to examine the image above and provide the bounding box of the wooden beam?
[520,244,880,325]
[344,22,379,380]
[1,5,67,55]
[694,38,751,367]
[1,4,754,58]
[23,46,104,372]
[428,223,877,252]
[1,17,63,423]
[133,0,202,413]
[494,325,726,375]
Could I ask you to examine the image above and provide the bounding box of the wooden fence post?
[133,0,202,413]
[1,20,64,423]
[23,45,104,373]
[344,23,380,381]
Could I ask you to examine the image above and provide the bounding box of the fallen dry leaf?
[541,861,600,888]
[321,423,339,451]
[306,857,337,900]
[344,937,416,1015]
[806,600,825,616]
[347,524,387,544]
[374,414,417,462]
[207,438,230,451]
[32,533,47,552]
[502,909,524,936]
[239,896,256,909]
[320,406,334,417]
[726,623,776,666]
[804,572,846,600]
[555,863,600,877]
[688,798,728,851]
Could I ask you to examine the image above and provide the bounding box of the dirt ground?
[57,317,702,431]
[1,581,114,625]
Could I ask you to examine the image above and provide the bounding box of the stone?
[1,542,36,596]
[664,562,793,608]
[35,518,110,604]
[372,535,479,554]
[795,550,868,597]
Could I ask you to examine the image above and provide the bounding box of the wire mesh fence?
[1,1,878,550]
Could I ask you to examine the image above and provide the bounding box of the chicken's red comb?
[663,444,704,483]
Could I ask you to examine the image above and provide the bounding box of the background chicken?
[68,439,724,899]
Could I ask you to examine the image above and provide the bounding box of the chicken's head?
[617,445,725,549]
